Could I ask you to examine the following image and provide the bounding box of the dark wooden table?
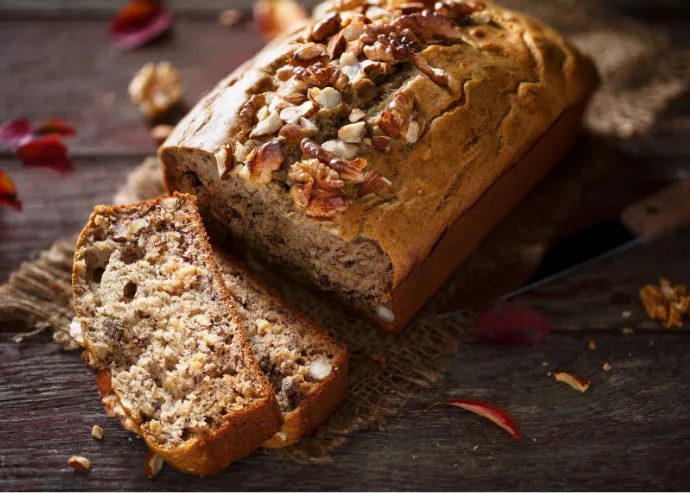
[2,1,690,490]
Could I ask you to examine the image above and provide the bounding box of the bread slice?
[213,251,348,447]
[72,193,282,476]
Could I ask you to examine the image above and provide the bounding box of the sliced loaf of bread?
[72,193,282,476]
[213,251,348,447]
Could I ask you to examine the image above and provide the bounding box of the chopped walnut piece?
[358,170,387,197]
[277,77,308,96]
[361,59,396,78]
[292,42,327,66]
[327,32,347,60]
[412,54,450,86]
[470,10,492,25]
[379,90,415,140]
[237,94,268,135]
[282,92,308,105]
[341,17,367,41]
[294,63,347,90]
[214,142,234,180]
[243,141,284,185]
[338,121,367,143]
[311,11,342,41]
[639,278,690,328]
[372,135,392,152]
[349,107,366,122]
[309,87,342,110]
[250,109,283,138]
[300,138,365,183]
[339,52,363,81]
[288,159,349,218]
[553,372,590,392]
[68,456,91,471]
[280,101,317,124]
[128,61,183,120]
[363,40,400,64]
[602,362,612,372]
[366,5,389,20]
[322,139,360,160]
[392,10,464,43]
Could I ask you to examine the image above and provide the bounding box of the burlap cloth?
[1,0,688,464]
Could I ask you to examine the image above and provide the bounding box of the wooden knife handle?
[621,177,690,238]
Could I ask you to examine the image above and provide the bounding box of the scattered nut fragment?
[128,61,183,120]
[150,124,174,145]
[621,327,634,335]
[553,372,590,392]
[588,340,596,350]
[602,362,612,371]
[309,356,333,380]
[144,450,164,479]
[68,456,91,471]
[91,425,104,440]
[639,278,690,328]
[621,310,632,318]
[218,9,243,27]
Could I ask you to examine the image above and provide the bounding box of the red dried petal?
[33,119,76,138]
[0,117,32,149]
[427,399,522,440]
[110,0,173,50]
[0,169,22,211]
[253,0,308,42]
[475,302,551,346]
[16,135,71,173]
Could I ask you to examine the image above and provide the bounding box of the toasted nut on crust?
[412,54,450,86]
[311,11,341,41]
[246,141,284,185]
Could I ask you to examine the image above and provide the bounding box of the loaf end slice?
[72,193,282,475]
[213,251,348,447]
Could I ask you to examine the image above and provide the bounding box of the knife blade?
[438,176,690,318]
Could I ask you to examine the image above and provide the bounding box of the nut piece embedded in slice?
[68,456,91,471]
[309,356,332,380]
[128,61,183,120]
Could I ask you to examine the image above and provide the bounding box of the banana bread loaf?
[160,0,599,331]
[214,251,348,447]
[72,193,282,475]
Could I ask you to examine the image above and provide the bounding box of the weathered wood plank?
[0,19,264,155]
[0,330,688,490]
[0,158,139,282]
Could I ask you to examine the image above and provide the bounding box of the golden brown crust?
[72,193,283,476]
[160,0,599,330]
[212,250,348,448]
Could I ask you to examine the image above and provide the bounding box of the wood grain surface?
[1,0,690,490]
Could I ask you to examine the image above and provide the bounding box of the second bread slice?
[72,193,282,475]
[214,251,348,447]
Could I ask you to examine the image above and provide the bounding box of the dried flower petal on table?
[553,372,590,392]
[427,399,522,440]
[16,135,71,173]
[475,302,551,346]
[639,278,690,328]
[33,119,77,138]
[0,169,22,211]
[0,117,32,148]
[253,0,308,42]
[110,0,173,50]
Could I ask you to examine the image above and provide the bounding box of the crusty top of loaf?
[161,0,598,288]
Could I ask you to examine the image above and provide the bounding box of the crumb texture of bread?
[72,194,281,472]
[160,0,599,326]
[214,252,347,419]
